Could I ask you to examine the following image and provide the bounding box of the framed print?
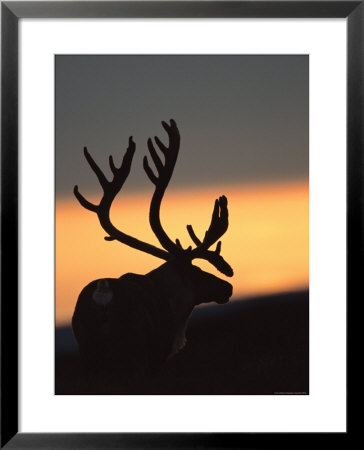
[55,53,309,398]
[1,1,356,448]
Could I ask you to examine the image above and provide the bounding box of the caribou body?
[72,120,233,387]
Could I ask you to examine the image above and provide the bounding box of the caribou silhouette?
[72,120,233,387]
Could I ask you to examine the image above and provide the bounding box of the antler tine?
[188,196,229,251]
[198,249,234,277]
[74,137,170,261]
[186,224,201,246]
[83,146,108,189]
[204,195,229,248]
[187,195,233,277]
[74,185,98,212]
[102,136,135,199]
[143,119,183,255]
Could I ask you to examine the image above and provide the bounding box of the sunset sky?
[56,55,308,327]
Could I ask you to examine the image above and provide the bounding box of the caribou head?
[72,120,233,386]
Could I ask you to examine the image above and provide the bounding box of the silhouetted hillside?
[55,290,308,395]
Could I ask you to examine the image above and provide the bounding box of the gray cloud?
[56,55,308,197]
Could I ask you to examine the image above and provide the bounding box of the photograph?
[55,54,309,395]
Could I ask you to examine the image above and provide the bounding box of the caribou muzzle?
[192,266,233,305]
[211,280,233,304]
[215,281,233,304]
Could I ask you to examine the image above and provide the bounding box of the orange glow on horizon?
[56,180,308,326]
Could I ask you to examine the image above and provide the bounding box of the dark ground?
[55,290,308,395]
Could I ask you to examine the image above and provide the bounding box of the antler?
[143,119,184,257]
[187,195,234,277]
[144,120,233,277]
[74,121,233,277]
[74,137,170,261]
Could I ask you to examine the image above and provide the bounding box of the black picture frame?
[1,1,356,448]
